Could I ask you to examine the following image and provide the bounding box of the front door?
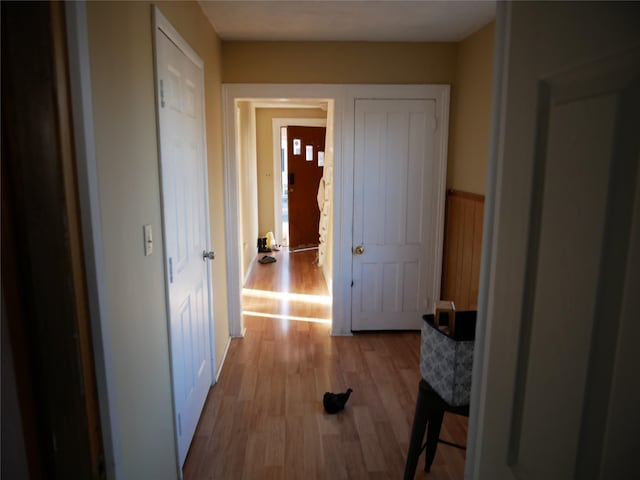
[155,18,214,467]
[286,126,326,250]
[469,3,640,478]
[351,99,438,330]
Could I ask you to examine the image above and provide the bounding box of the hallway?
[183,249,467,479]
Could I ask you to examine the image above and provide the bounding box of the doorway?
[238,103,332,327]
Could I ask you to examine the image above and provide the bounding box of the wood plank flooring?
[183,249,468,479]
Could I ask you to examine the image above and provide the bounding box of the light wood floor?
[183,249,468,479]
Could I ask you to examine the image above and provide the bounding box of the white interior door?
[155,14,214,468]
[468,3,640,479]
[351,99,437,330]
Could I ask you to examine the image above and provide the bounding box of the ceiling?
[199,1,496,42]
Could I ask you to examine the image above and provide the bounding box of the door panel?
[515,87,617,479]
[470,3,640,479]
[287,126,325,250]
[156,29,213,467]
[352,99,435,330]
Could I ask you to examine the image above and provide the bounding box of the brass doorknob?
[353,245,365,255]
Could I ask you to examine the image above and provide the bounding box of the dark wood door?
[287,126,326,250]
[2,2,104,477]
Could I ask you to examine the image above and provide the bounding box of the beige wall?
[223,34,494,195]
[255,108,327,235]
[223,42,458,84]
[448,22,495,194]
[237,102,259,278]
[86,2,227,478]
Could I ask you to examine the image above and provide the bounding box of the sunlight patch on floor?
[241,310,332,324]
[242,288,332,305]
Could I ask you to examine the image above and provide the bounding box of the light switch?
[143,224,153,256]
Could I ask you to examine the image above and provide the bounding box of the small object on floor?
[257,237,271,253]
[258,255,276,264]
[266,231,276,249]
[323,388,353,414]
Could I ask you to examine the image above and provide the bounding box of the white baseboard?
[215,336,232,382]
[321,264,332,294]
[331,331,353,337]
[243,253,258,285]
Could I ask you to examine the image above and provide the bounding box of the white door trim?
[222,84,449,337]
[465,3,509,477]
[153,6,202,69]
[272,117,327,246]
[64,3,122,479]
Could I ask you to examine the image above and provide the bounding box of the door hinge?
[168,257,173,283]
[177,413,182,436]
[351,280,354,287]
[160,79,165,108]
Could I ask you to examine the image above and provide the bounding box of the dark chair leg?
[424,407,445,472]
[403,382,429,480]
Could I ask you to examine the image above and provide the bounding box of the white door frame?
[272,117,327,246]
[64,3,122,479]
[222,84,449,337]
[152,6,215,472]
[465,4,508,477]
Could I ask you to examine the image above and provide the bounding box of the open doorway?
[231,99,333,332]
